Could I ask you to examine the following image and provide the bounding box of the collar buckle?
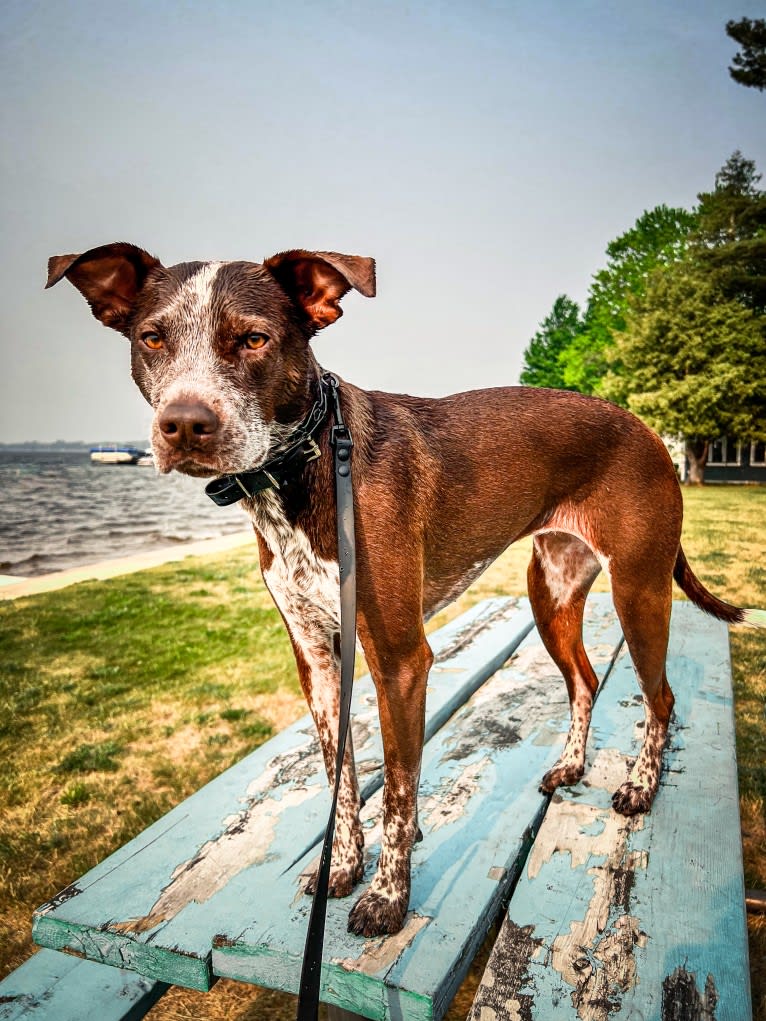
[303,437,322,462]
[234,476,253,498]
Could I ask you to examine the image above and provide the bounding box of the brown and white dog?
[46,243,754,938]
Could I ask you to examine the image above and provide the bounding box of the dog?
[46,243,754,938]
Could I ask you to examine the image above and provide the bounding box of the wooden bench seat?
[0,949,166,1021]
[23,595,750,1020]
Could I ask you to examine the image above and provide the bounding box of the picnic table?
[1,593,752,1020]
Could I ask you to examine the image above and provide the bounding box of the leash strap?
[296,374,356,1021]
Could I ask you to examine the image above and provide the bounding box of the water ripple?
[0,451,251,576]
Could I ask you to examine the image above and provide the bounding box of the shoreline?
[0,531,256,601]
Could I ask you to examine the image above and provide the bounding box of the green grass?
[0,485,764,1021]
[0,550,301,1004]
[60,782,91,807]
[54,740,124,774]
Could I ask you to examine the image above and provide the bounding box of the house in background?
[679,438,766,483]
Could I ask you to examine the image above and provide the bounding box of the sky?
[1,0,764,443]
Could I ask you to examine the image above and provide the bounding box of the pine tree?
[727,17,766,90]
[693,151,766,313]
[519,295,584,390]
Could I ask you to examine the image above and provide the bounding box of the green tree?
[558,330,611,395]
[559,205,697,394]
[519,295,584,389]
[693,150,766,312]
[727,17,766,90]
[602,263,766,483]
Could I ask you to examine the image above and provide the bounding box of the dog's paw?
[539,762,584,794]
[611,781,655,816]
[347,889,408,937]
[304,858,364,899]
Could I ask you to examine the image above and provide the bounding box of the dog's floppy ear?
[45,242,161,335]
[263,249,376,330]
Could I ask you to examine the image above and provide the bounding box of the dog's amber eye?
[141,332,163,350]
[242,333,269,350]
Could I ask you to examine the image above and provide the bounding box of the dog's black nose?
[159,401,219,450]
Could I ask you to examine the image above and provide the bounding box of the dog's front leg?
[258,535,364,898]
[347,622,433,937]
[284,620,365,897]
[297,642,365,899]
[285,626,365,896]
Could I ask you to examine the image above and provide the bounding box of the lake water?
[0,450,251,577]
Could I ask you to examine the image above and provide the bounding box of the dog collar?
[205,372,339,506]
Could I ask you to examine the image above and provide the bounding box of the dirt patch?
[157,725,206,764]
[248,690,306,731]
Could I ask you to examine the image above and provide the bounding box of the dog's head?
[46,243,375,476]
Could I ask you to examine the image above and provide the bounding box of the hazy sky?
[1,1,764,442]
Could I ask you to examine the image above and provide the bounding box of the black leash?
[205,373,356,1021]
[296,375,356,1021]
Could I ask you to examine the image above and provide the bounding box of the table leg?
[326,1006,366,1020]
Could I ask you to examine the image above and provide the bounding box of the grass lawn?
[1,485,764,1020]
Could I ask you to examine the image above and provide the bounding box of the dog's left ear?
[264,250,376,330]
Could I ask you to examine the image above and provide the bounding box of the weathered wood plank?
[469,601,752,1021]
[32,598,534,990]
[212,597,624,1020]
[0,949,167,1021]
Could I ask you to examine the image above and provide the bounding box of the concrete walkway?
[0,531,256,601]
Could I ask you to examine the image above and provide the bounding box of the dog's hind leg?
[609,572,675,815]
[528,531,602,793]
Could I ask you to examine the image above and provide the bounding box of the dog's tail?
[673,547,764,627]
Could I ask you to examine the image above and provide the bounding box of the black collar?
[205,373,339,506]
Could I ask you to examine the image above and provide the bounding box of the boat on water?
[90,445,153,466]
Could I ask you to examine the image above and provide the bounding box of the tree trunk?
[685,438,709,485]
